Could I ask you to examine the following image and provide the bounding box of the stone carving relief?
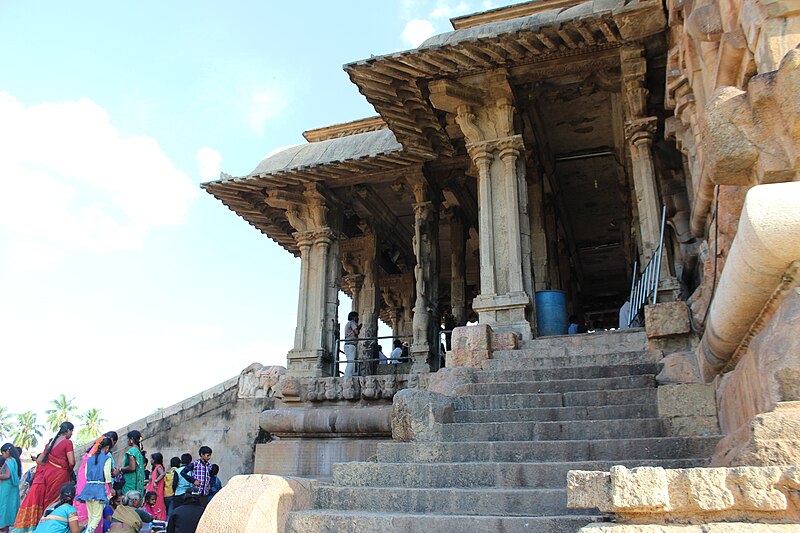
[701,47,800,186]
[237,364,287,399]
[273,373,424,403]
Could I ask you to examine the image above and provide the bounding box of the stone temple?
[119,0,800,530]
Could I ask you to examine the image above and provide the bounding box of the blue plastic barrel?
[535,290,568,336]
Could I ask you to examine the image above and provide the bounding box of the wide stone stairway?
[286,329,720,532]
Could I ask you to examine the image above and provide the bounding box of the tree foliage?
[45,394,78,433]
[12,411,44,450]
[77,408,106,442]
[0,406,13,441]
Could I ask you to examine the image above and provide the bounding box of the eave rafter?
[201,149,427,256]
[344,0,665,159]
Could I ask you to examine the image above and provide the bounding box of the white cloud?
[5,241,65,272]
[196,147,223,181]
[430,1,472,18]
[402,19,436,47]
[246,86,289,135]
[0,302,293,435]
[0,93,197,256]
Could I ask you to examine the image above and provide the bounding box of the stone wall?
[713,283,800,466]
[112,364,283,483]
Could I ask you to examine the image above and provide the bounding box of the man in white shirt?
[389,339,403,364]
[344,312,361,376]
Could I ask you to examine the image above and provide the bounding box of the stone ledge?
[581,523,800,531]
[568,465,800,524]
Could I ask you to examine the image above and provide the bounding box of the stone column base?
[472,291,532,339]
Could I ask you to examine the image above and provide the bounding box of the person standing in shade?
[165,487,203,533]
[163,457,180,521]
[171,455,192,510]
[343,312,361,377]
[178,448,212,507]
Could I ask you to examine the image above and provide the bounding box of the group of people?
[342,312,411,376]
[0,423,222,533]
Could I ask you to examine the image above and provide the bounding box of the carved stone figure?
[324,377,341,401]
[361,376,379,399]
[381,375,397,399]
[341,376,361,400]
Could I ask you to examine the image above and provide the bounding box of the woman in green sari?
[119,431,144,496]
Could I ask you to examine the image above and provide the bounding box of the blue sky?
[0,0,520,441]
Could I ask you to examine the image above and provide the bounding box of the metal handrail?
[627,206,667,327]
[332,334,412,376]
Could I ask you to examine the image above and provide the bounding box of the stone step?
[485,351,657,370]
[377,436,720,463]
[285,510,607,533]
[520,329,646,350]
[312,486,579,516]
[455,374,655,396]
[437,417,665,442]
[476,363,660,383]
[453,402,657,423]
[455,387,657,410]
[332,459,707,489]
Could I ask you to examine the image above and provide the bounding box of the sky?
[0,0,524,444]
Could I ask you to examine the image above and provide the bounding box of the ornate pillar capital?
[293,230,315,250]
[625,117,658,144]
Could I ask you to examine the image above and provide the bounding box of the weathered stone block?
[197,474,314,533]
[665,416,720,436]
[645,302,691,338]
[567,470,612,511]
[449,324,492,368]
[656,352,701,384]
[610,466,669,512]
[658,384,717,417]
[666,467,734,512]
[391,389,455,442]
[428,366,478,396]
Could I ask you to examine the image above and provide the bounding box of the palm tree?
[45,394,78,432]
[0,406,13,441]
[77,408,106,442]
[12,411,44,450]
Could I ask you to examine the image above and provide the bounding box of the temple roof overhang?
[343,0,666,157]
[201,122,427,255]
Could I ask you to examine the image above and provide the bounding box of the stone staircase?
[286,329,720,532]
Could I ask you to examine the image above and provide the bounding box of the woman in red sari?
[12,422,75,532]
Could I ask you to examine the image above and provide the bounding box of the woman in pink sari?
[12,422,75,532]
[73,432,118,528]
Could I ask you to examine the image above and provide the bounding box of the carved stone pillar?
[293,231,314,352]
[447,208,468,326]
[356,233,380,376]
[429,75,533,339]
[266,184,339,377]
[626,117,662,259]
[407,173,439,373]
[622,46,675,292]
[528,169,550,291]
